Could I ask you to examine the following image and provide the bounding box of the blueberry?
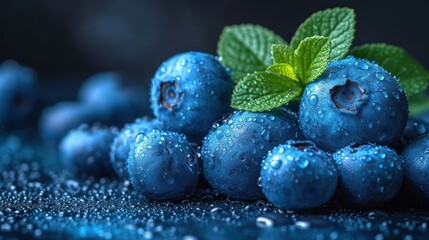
[333,144,403,207]
[150,52,233,142]
[299,56,408,152]
[110,117,163,180]
[128,129,200,200]
[0,60,37,127]
[401,136,429,204]
[403,119,429,143]
[59,124,118,177]
[260,140,338,210]
[78,72,148,126]
[39,102,96,143]
[201,109,302,200]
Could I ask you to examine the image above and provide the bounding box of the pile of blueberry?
[52,51,429,211]
[2,7,429,212]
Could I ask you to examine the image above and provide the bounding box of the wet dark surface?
[0,133,428,240]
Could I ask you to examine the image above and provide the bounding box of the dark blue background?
[1,0,428,85]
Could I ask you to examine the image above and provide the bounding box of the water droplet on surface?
[256,216,274,228]
[179,58,188,66]
[270,159,282,169]
[373,103,381,111]
[355,61,369,70]
[296,158,309,169]
[309,95,319,106]
[329,72,338,79]
[295,220,311,229]
[257,177,262,187]
[362,156,373,163]
[375,72,385,81]
[215,130,224,140]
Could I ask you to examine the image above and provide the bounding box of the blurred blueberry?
[0,60,37,128]
[39,102,96,143]
[59,124,118,177]
[78,72,149,126]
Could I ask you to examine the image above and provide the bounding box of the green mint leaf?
[266,63,299,81]
[231,72,302,111]
[217,24,286,83]
[350,43,429,96]
[271,44,295,66]
[294,36,330,84]
[408,93,429,116]
[290,8,355,60]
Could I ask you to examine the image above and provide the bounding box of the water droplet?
[309,95,319,106]
[210,207,222,213]
[215,130,224,140]
[296,158,309,169]
[179,58,188,66]
[368,210,388,219]
[329,72,338,79]
[362,156,373,162]
[256,216,274,228]
[187,154,198,167]
[261,129,271,141]
[373,103,381,111]
[355,60,369,70]
[375,72,385,81]
[257,177,262,187]
[295,220,311,229]
[270,159,282,169]
[136,133,145,143]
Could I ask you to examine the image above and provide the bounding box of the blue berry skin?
[150,52,233,143]
[261,140,338,211]
[402,119,429,143]
[128,129,200,200]
[299,56,408,152]
[110,117,163,180]
[39,102,96,143]
[333,144,403,207]
[201,109,302,200]
[401,136,429,204]
[0,60,37,126]
[78,72,149,127]
[59,124,118,177]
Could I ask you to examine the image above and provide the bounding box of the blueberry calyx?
[349,142,366,152]
[291,141,319,153]
[330,80,367,114]
[221,112,233,123]
[160,81,182,111]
